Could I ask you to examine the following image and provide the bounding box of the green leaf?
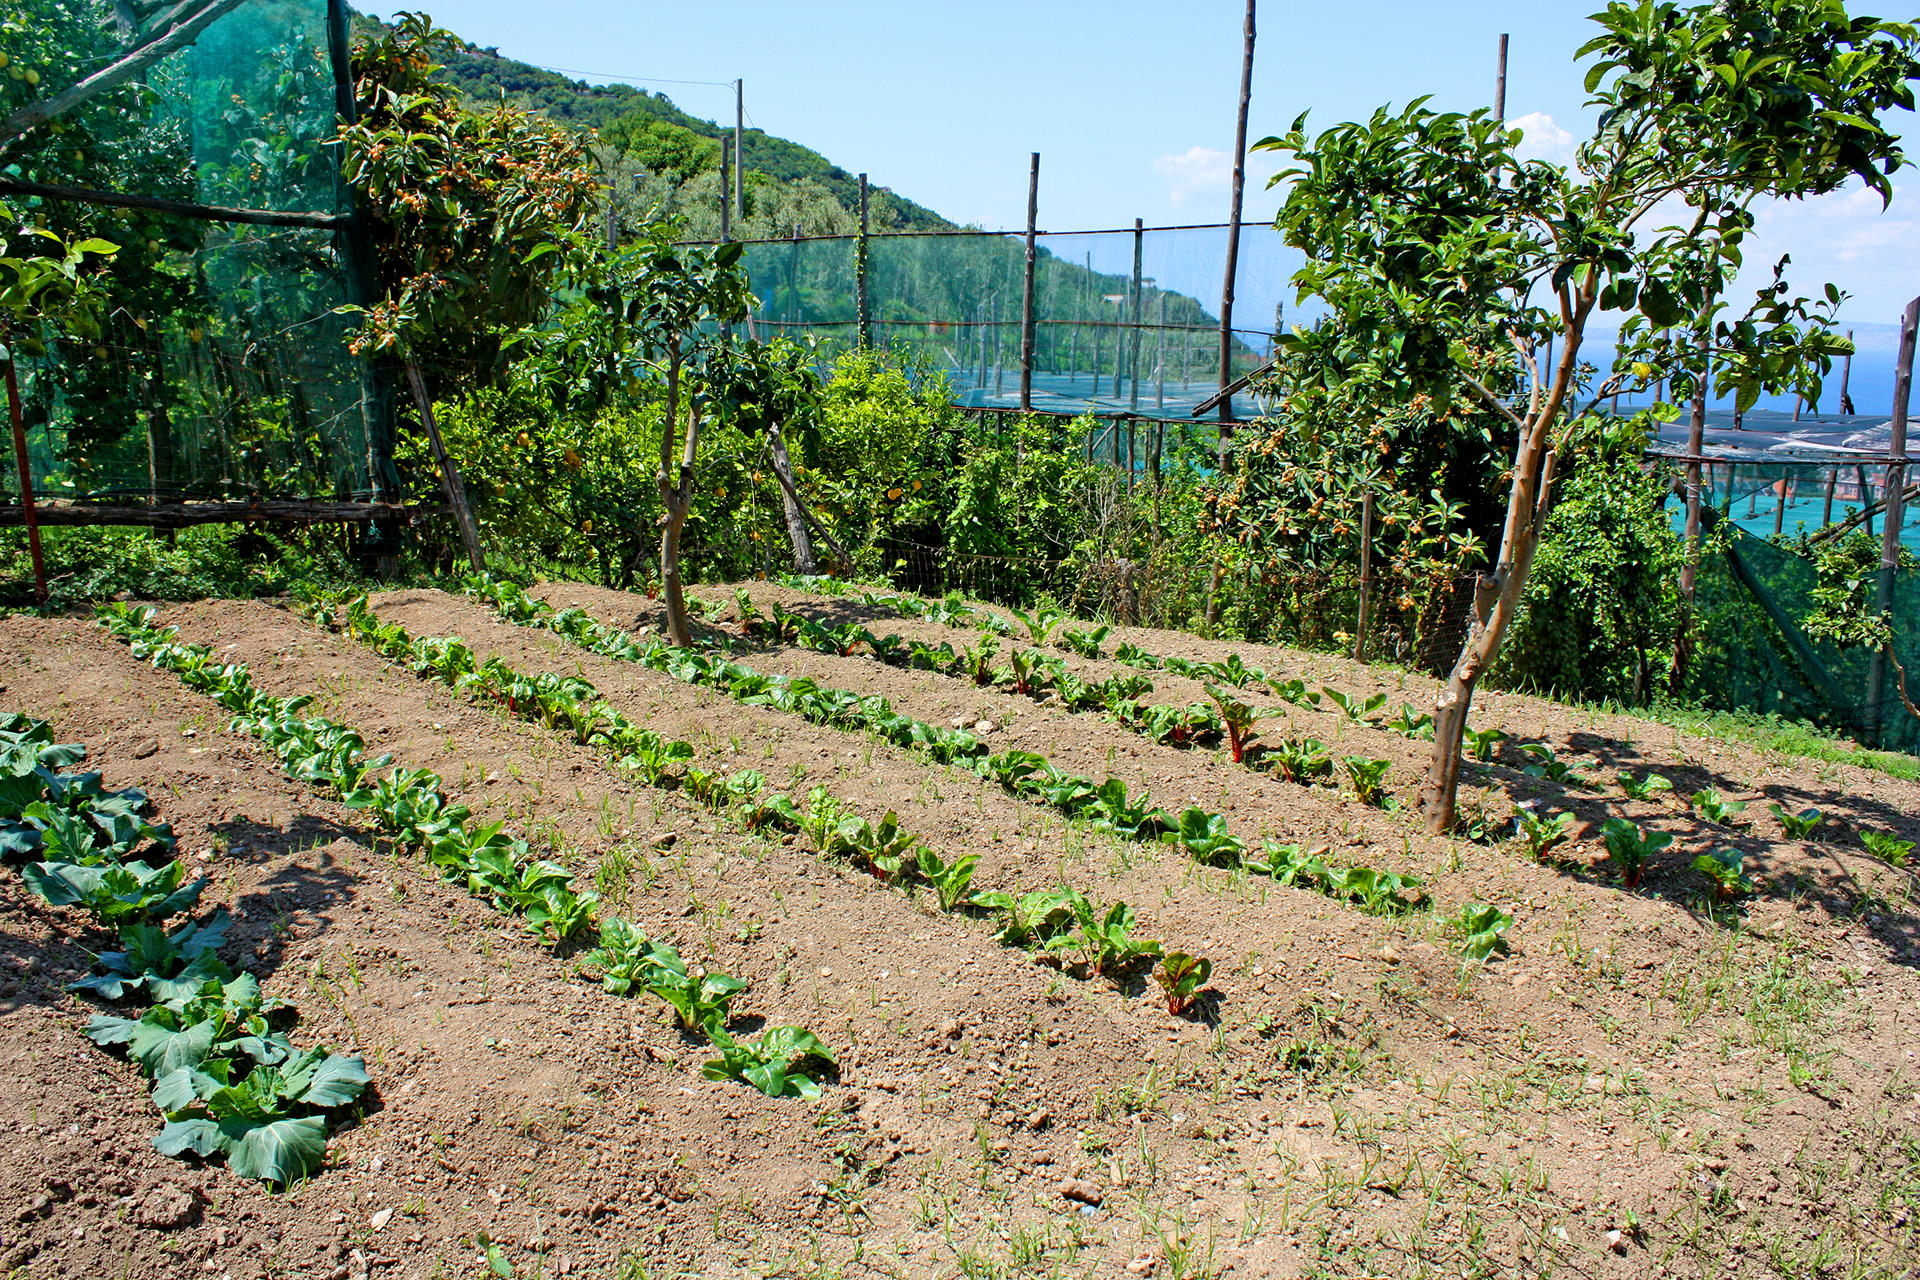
[153,1118,224,1158]
[220,1114,329,1184]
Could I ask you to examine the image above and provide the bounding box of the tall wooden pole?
[856,173,871,350]
[1020,152,1039,411]
[403,355,483,571]
[1354,489,1374,662]
[1671,330,1709,692]
[718,137,730,243]
[1865,296,1919,741]
[1216,0,1255,442]
[734,79,744,229]
[1128,217,1144,416]
[1494,34,1508,122]
[1840,329,1856,413]
[3,347,45,603]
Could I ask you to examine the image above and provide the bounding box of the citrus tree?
[1264,0,1920,832]
[338,12,598,570]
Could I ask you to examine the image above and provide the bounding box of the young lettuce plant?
[1155,952,1212,1015]
[1447,903,1513,962]
[702,1025,837,1099]
[1267,677,1322,710]
[1603,817,1674,889]
[1163,807,1246,867]
[1384,704,1436,740]
[1861,830,1914,867]
[1519,743,1589,788]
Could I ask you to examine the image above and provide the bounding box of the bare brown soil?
[1,580,1917,1280]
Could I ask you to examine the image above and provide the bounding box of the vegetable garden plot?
[11,597,1920,1278]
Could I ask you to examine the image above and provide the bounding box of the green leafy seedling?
[913,849,979,912]
[1691,844,1755,901]
[1861,830,1914,867]
[1203,682,1260,763]
[1463,726,1508,762]
[1155,952,1212,1016]
[1323,688,1388,723]
[1342,756,1394,808]
[1384,703,1435,740]
[1689,788,1748,827]
[1515,807,1575,860]
[702,1025,837,1099]
[1603,816,1674,889]
[1448,903,1513,961]
[1616,771,1674,802]
[1060,624,1111,658]
[1272,737,1333,784]
[1767,803,1823,841]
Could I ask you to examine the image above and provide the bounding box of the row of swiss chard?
[312,589,1217,1012]
[97,604,837,1100]
[460,576,1462,937]
[0,706,368,1184]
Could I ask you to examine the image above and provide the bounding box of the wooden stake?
[1216,0,1255,442]
[1020,152,1039,411]
[1672,331,1708,691]
[403,355,483,571]
[856,174,870,350]
[1494,33,1508,122]
[1840,330,1855,413]
[1866,296,1919,739]
[3,346,46,603]
[735,79,744,228]
[1354,489,1373,662]
[1128,218,1144,416]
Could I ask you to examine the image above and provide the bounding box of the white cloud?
[1509,111,1575,167]
[1739,182,1920,321]
[1154,146,1233,208]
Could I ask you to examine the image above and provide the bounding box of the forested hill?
[348,12,953,238]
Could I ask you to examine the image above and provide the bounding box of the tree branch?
[0,0,255,153]
[1460,370,1529,434]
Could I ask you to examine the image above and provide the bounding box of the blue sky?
[389,0,1920,397]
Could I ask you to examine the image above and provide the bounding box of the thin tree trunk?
[4,350,46,603]
[766,426,816,574]
[764,433,854,575]
[403,355,483,571]
[657,352,697,648]
[1421,323,1580,833]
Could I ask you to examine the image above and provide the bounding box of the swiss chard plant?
[1323,688,1388,723]
[1267,677,1322,710]
[69,912,234,1002]
[1204,682,1261,764]
[1689,789,1748,828]
[1384,704,1436,740]
[1271,737,1333,784]
[1515,807,1576,860]
[1009,606,1063,646]
[1164,807,1246,867]
[1342,757,1395,808]
[1060,624,1111,658]
[1602,817,1673,889]
[913,848,979,912]
[1691,844,1755,901]
[1616,771,1674,802]
[1519,743,1590,788]
[1767,803,1823,841]
[1463,726,1508,762]
[1155,952,1212,1015]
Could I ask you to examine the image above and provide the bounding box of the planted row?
[99,603,837,1100]
[324,588,1216,1010]
[2,708,368,1184]
[465,577,1445,938]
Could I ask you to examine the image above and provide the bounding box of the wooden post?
[1354,489,1373,662]
[1824,471,1838,526]
[403,355,483,571]
[1216,0,1255,447]
[1156,293,1168,412]
[1671,331,1708,691]
[734,79,744,228]
[1020,152,1039,411]
[856,174,871,350]
[3,345,46,603]
[719,138,730,243]
[992,292,1003,399]
[1495,33,1509,122]
[1128,217,1144,416]
[1774,475,1788,536]
[1840,330,1855,414]
[1861,466,1876,537]
[1865,295,1919,741]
